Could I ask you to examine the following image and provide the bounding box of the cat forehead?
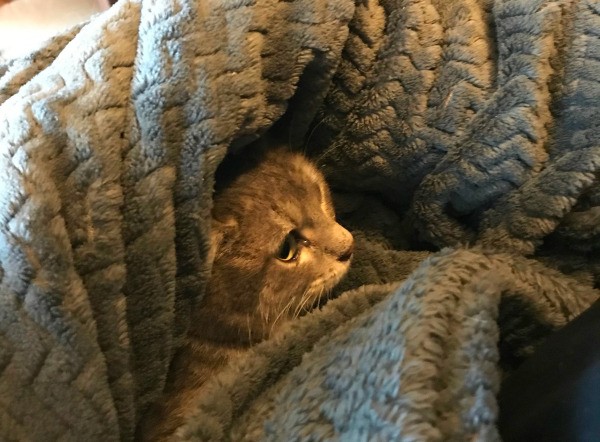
[276,152,332,211]
[213,149,334,223]
[296,159,331,211]
[251,149,327,191]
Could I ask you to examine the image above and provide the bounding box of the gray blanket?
[0,0,598,440]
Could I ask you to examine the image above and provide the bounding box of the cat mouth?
[262,262,352,338]
[299,264,351,313]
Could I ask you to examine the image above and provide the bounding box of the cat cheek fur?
[210,218,238,261]
[273,246,350,313]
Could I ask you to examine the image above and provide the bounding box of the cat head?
[202,147,353,343]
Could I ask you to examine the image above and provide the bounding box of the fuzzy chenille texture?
[0,0,353,440]
[182,249,596,441]
[0,0,599,441]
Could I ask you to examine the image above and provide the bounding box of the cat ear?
[209,217,238,261]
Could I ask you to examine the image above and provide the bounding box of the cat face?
[204,148,353,343]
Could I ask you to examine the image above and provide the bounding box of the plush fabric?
[0,0,598,440]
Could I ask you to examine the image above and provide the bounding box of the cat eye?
[277,233,299,262]
[277,230,311,262]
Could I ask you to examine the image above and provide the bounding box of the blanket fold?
[1,0,599,440]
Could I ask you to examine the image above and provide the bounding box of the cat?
[138,143,354,440]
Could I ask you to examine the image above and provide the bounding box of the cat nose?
[336,228,354,262]
[337,243,354,262]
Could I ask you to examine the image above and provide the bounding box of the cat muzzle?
[337,244,354,262]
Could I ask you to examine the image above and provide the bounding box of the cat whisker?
[293,288,316,319]
[304,116,327,155]
[269,296,296,338]
[292,289,309,319]
[316,286,327,310]
[258,301,270,327]
[315,285,329,311]
[246,313,253,346]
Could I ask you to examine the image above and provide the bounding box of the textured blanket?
[1,0,599,440]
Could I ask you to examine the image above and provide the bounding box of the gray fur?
[208,147,353,343]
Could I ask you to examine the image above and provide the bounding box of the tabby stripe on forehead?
[318,180,328,213]
[306,166,331,215]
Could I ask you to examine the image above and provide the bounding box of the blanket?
[0,0,598,440]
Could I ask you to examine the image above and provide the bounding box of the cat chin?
[306,262,352,300]
[303,276,345,313]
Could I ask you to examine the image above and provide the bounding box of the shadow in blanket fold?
[498,299,600,441]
